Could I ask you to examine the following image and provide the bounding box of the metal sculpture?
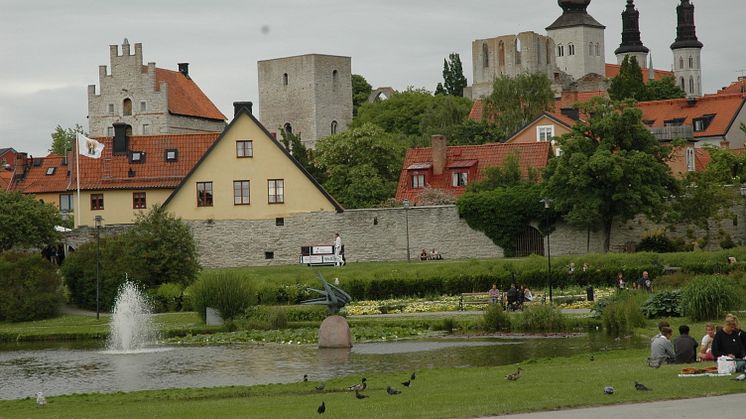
[301,273,352,314]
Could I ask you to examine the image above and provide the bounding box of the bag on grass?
[717,356,736,374]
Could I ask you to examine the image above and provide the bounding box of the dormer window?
[412,174,425,189]
[45,167,56,176]
[664,118,685,127]
[452,172,468,187]
[129,151,145,163]
[643,119,655,126]
[165,149,178,162]
[693,114,715,132]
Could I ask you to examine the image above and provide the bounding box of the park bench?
[459,292,494,311]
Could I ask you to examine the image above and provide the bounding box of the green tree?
[444,120,504,146]
[442,53,468,97]
[644,77,686,101]
[351,74,372,117]
[544,98,677,252]
[49,124,84,156]
[608,55,646,101]
[279,128,324,182]
[0,252,62,322]
[434,82,447,96]
[467,152,524,192]
[0,191,61,251]
[482,73,555,137]
[314,123,407,208]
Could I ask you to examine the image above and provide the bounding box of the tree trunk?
[603,218,613,253]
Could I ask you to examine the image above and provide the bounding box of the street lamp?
[540,198,553,304]
[94,215,103,320]
[403,199,411,262]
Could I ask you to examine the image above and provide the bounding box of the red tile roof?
[0,169,12,190]
[395,142,551,204]
[468,100,486,122]
[154,68,226,121]
[11,133,219,194]
[605,64,673,81]
[555,90,608,111]
[637,93,746,139]
[717,78,746,96]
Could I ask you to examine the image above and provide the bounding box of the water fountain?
[106,281,158,353]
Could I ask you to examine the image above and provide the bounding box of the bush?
[600,292,646,336]
[0,252,63,322]
[641,290,683,318]
[681,276,742,321]
[513,304,567,332]
[191,272,256,322]
[267,307,288,329]
[247,305,327,322]
[637,233,679,253]
[148,283,184,313]
[435,317,458,333]
[482,304,511,332]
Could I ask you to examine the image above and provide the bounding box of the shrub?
[435,317,458,333]
[600,292,646,336]
[191,272,255,322]
[482,304,511,332]
[267,307,288,329]
[148,283,184,313]
[681,276,742,321]
[247,305,327,322]
[637,233,679,253]
[0,252,63,322]
[641,290,683,318]
[513,304,567,332]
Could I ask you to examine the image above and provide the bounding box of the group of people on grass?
[614,271,654,293]
[419,248,443,261]
[649,315,746,371]
[488,283,533,311]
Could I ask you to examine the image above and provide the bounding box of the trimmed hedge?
[0,252,62,322]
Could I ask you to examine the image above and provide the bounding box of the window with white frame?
[412,174,425,188]
[451,172,468,187]
[537,125,554,142]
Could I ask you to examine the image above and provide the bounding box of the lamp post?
[403,199,411,262]
[540,198,553,303]
[94,215,103,320]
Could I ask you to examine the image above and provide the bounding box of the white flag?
[77,133,104,159]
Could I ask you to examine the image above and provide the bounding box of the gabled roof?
[605,64,673,81]
[395,142,551,204]
[637,94,746,139]
[153,68,226,121]
[718,78,746,96]
[10,133,220,194]
[161,106,343,212]
[504,112,576,143]
[0,147,16,157]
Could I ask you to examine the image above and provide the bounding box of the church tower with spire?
[614,0,648,67]
[546,0,606,80]
[671,0,703,97]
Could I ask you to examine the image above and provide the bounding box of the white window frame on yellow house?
[537,125,554,142]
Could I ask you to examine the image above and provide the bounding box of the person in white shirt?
[698,322,716,361]
[334,233,343,266]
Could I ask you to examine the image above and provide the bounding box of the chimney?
[15,152,27,176]
[113,123,130,155]
[431,135,448,175]
[720,140,730,149]
[560,107,580,121]
[178,63,190,79]
[233,101,253,118]
[687,96,697,106]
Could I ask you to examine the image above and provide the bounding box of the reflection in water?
[0,334,645,400]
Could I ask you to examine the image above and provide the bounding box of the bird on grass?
[401,379,411,387]
[635,381,651,391]
[355,390,369,399]
[731,373,745,381]
[315,383,326,391]
[604,386,615,395]
[387,386,402,395]
[347,377,367,392]
[36,392,47,407]
[317,401,325,414]
[411,372,416,381]
[505,367,523,381]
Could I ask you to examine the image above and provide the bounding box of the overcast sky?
[1,0,743,156]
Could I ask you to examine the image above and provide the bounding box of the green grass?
[1,348,744,418]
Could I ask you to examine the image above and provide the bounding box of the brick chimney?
[233,101,253,118]
[432,135,447,175]
[178,63,190,79]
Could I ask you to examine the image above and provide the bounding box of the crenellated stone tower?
[614,0,649,67]
[670,0,703,97]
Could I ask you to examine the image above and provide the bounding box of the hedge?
[0,252,62,322]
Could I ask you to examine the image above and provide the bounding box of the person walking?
[334,233,344,267]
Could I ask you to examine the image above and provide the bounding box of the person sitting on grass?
[698,323,716,362]
[673,325,698,364]
[649,326,676,367]
[652,320,671,342]
[711,314,746,372]
[420,249,428,261]
[523,287,534,302]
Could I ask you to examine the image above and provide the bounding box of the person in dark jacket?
[506,284,519,311]
[673,325,698,364]
[711,315,746,362]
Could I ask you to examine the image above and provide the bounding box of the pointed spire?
[615,0,648,55]
[671,0,703,50]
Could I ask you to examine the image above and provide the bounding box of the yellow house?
[504,111,576,156]
[163,102,342,220]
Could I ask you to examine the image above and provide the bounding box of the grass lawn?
[1,348,744,418]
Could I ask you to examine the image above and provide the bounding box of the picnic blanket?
[677,366,730,377]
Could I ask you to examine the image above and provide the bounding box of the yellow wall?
[506,116,571,144]
[74,189,173,226]
[164,115,337,220]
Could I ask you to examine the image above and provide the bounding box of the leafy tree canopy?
[351,74,372,117]
[645,77,686,101]
[608,55,646,101]
[0,191,61,251]
[279,128,324,182]
[49,124,84,156]
[543,98,677,252]
[442,53,468,97]
[314,123,408,208]
[482,73,555,137]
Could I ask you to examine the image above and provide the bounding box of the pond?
[0,334,646,400]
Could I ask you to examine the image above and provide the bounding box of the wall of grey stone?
[187,205,503,268]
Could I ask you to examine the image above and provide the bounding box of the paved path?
[349,309,591,319]
[481,393,745,419]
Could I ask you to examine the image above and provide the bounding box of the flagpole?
[75,133,81,228]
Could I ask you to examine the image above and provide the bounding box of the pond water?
[0,334,645,400]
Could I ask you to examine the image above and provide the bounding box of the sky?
[1,0,744,156]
